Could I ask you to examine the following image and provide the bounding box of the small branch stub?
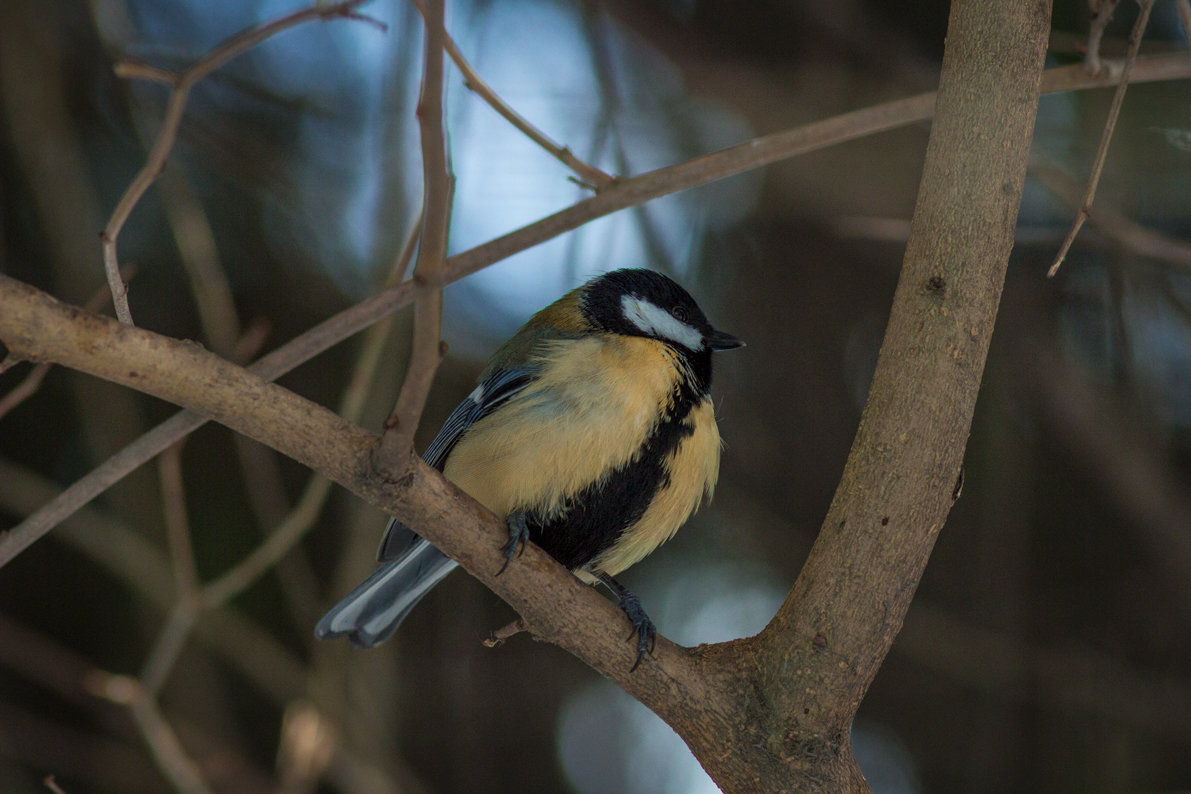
[483,617,530,647]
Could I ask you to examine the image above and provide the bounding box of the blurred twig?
[0,361,52,421]
[83,669,209,794]
[409,0,613,188]
[117,211,423,785]
[1049,0,1154,278]
[1085,0,1122,76]
[158,443,198,597]
[156,168,240,357]
[153,148,324,629]
[103,0,381,325]
[1033,158,1191,271]
[0,458,310,704]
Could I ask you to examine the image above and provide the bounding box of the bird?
[315,268,742,669]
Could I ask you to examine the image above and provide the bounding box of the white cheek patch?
[621,295,704,350]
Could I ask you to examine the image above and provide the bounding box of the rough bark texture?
[0,1,1052,790]
[736,0,1053,789]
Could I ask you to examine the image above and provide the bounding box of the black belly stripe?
[527,383,703,572]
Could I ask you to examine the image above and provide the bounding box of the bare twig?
[103,0,379,325]
[483,617,529,647]
[1086,0,1122,75]
[409,0,614,188]
[0,354,22,376]
[3,52,1190,567]
[201,476,335,610]
[0,458,311,705]
[375,0,452,470]
[1049,0,1155,278]
[1033,157,1191,270]
[139,602,199,698]
[157,167,240,356]
[132,216,425,697]
[158,442,198,597]
[88,672,212,794]
[127,683,213,794]
[0,361,52,420]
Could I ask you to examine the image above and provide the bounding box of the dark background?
[2,1,1190,792]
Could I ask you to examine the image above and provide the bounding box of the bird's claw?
[498,512,529,575]
[616,590,657,672]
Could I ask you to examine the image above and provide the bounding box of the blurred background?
[2,0,1190,792]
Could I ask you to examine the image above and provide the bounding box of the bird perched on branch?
[316,268,742,669]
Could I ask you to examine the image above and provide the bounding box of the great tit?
[316,268,742,669]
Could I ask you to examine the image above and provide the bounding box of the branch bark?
[740,0,1051,788]
[0,272,715,703]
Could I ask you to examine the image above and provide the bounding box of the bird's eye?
[671,306,689,323]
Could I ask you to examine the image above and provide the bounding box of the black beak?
[708,328,745,351]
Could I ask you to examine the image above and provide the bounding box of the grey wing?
[377,366,536,561]
[317,366,537,647]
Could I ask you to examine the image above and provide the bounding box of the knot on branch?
[367,439,418,489]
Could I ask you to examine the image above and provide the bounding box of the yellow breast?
[442,334,721,579]
[444,335,678,518]
[586,397,720,579]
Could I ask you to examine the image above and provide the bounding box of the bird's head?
[578,269,743,356]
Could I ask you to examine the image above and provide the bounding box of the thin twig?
[1033,157,1191,271]
[158,168,240,356]
[2,52,1190,568]
[1049,0,1155,278]
[88,672,212,794]
[126,682,213,794]
[135,214,424,689]
[1086,0,1122,76]
[158,441,198,596]
[201,477,335,610]
[139,601,199,698]
[0,362,52,420]
[0,457,311,705]
[0,354,22,375]
[375,0,452,468]
[409,0,614,188]
[102,0,379,325]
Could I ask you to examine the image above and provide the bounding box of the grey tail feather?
[315,539,458,647]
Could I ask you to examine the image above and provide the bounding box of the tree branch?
[741,0,1051,789]
[0,272,716,710]
[2,49,1188,571]
[1049,0,1155,277]
[374,0,452,475]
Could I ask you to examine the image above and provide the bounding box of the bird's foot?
[498,512,529,575]
[617,591,657,672]
[595,572,656,671]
